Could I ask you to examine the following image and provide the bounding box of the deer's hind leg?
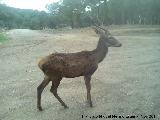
[50,76,68,108]
[84,75,92,107]
[37,76,50,111]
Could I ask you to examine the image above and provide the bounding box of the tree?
[1,0,160,30]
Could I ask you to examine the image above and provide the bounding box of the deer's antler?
[88,15,110,36]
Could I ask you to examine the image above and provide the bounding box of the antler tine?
[88,14,110,35]
[95,25,106,32]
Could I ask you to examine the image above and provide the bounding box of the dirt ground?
[0,25,160,120]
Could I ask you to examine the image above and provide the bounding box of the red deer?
[37,26,122,111]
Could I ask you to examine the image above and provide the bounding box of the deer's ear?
[105,30,111,36]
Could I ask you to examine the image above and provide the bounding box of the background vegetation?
[0,0,160,30]
[0,32,7,42]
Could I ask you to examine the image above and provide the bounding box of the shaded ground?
[0,25,160,120]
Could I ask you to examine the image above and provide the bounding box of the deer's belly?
[62,65,84,78]
[62,63,97,78]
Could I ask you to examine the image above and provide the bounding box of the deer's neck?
[93,38,108,63]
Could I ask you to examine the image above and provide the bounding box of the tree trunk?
[72,12,81,28]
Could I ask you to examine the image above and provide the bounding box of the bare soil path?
[0,26,160,120]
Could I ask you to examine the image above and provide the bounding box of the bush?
[0,32,7,42]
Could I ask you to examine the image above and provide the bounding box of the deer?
[37,26,122,111]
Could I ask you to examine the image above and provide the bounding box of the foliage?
[47,0,160,26]
[0,4,50,29]
[0,0,160,29]
[0,32,7,42]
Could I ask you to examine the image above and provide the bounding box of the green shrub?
[0,32,7,42]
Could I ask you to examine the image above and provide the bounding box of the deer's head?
[93,26,122,47]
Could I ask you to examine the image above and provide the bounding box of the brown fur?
[39,51,97,78]
[37,27,122,111]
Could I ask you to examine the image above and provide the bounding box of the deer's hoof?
[38,106,43,111]
[64,105,69,109]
